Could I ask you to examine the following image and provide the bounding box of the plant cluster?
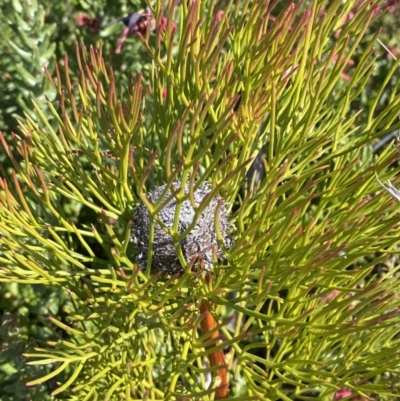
[1,0,400,400]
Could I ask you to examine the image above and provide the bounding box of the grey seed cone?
[131,181,234,274]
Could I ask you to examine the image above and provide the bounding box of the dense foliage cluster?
[1,0,400,400]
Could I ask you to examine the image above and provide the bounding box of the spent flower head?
[131,181,234,274]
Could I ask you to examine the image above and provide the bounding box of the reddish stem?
[199,299,228,399]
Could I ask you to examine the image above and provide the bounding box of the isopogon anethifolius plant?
[1,1,400,400]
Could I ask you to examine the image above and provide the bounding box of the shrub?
[1,0,400,400]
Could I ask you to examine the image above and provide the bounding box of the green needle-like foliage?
[1,0,400,400]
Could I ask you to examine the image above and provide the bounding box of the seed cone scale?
[131,181,234,274]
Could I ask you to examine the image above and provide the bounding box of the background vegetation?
[1,0,400,400]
